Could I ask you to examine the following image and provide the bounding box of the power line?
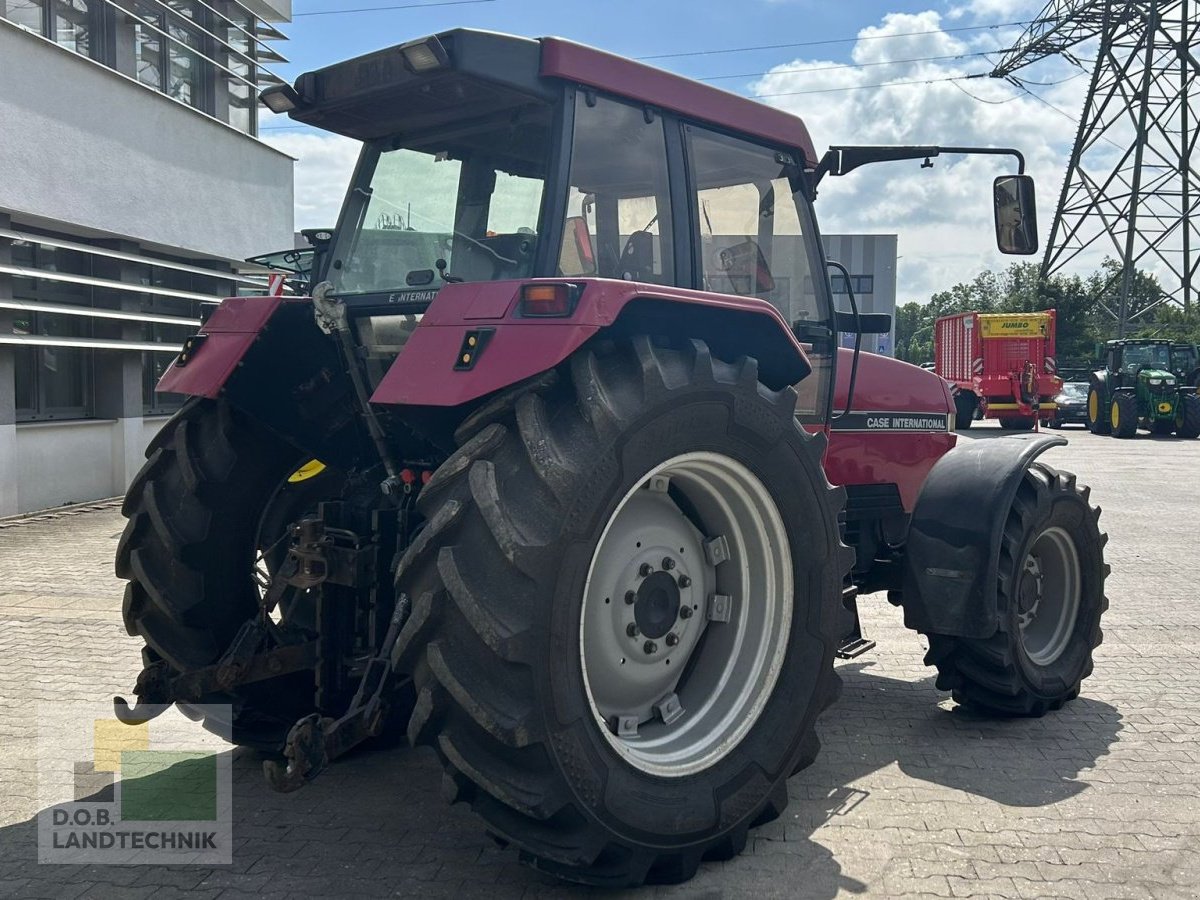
[755,73,977,99]
[294,0,496,17]
[701,50,995,83]
[636,20,1035,61]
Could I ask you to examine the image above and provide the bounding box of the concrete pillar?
[0,211,17,516]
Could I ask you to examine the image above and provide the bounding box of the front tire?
[924,463,1107,716]
[393,337,849,886]
[1111,393,1138,438]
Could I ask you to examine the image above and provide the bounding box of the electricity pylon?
[993,0,1199,334]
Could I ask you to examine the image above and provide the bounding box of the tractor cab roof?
[274,29,818,166]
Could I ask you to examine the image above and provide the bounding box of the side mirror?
[717,239,775,295]
[835,311,892,335]
[994,174,1038,255]
[558,215,597,276]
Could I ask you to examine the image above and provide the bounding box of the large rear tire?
[116,399,326,748]
[924,463,1107,716]
[1087,385,1111,435]
[393,337,849,886]
[1177,393,1200,438]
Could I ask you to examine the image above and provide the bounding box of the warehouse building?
[0,0,294,515]
[823,233,899,357]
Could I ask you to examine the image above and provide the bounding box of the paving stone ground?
[0,423,1197,898]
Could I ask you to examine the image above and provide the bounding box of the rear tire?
[1087,386,1111,435]
[924,463,1108,716]
[1001,417,1035,431]
[393,337,849,886]
[117,399,321,748]
[1177,393,1200,438]
[1111,393,1137,438]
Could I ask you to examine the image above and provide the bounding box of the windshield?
[1060,383,1087,399]
[1172,346,1197,371]
[1123,343,1170,369]
[329,104,552,296]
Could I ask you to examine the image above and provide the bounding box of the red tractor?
[114,32,1108,887]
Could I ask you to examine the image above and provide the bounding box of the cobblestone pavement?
[0,423,1197,898]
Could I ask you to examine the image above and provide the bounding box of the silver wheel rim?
[580,452,793,778]
[1017,526,1081,666]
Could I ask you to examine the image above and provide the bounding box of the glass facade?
[3,231,247,421]
[2,0,280,136]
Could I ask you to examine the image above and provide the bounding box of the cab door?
[680,124,837,428]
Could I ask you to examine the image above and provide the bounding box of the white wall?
[15,420,120,511]
[0,22,295,262]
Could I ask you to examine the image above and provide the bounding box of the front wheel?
[393,337,850,886]
[1111,393,1138,438]
[925,463,1107,715]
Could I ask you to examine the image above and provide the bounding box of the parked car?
[1049,381,1090,427]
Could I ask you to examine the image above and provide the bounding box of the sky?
[260,0,1095,302]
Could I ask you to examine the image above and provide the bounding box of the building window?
[830,274,874,295]
[138,286,199,415]
[52,0,91,55]
[11,241,95,420]
[225,10,256,134]
[12,312,94,421]
[6,0,45,34]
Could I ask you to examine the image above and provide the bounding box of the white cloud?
[262,124,361,232]
[749,9,1094,300]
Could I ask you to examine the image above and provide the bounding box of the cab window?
[559,95,674,283]
[686,126,832,419]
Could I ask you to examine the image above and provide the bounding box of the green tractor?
[1086,339,1200,438]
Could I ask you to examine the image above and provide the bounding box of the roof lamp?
[400,36,450,74]
[260,84,302,114]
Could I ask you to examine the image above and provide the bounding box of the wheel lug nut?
[662,557,675,571]
[677,574,691,588]
[638,563,653,577]
[627,623,639,637]
[679,605,693,619]
[624,590,636,605]
[643,640,657,655]
[665,633,679,647]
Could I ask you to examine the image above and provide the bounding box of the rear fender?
[370,279,811,407]
[900,433,1067,638]
[159,297,368,468]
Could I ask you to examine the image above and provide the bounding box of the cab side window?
[686,126,831,418]
[559,95,674,283]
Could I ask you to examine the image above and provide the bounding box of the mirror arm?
[827,259,861,420]
[812,145,1026,187]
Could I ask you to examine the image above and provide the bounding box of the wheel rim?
[580,452,793,777]
[1110,400,1119,429]
[1088,390,1098,423]
[1016,526,1081,666]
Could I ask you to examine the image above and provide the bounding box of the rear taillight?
[519,283,579,317]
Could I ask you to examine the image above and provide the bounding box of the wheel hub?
[634,570,682,640]
[1016,526,1082,666]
